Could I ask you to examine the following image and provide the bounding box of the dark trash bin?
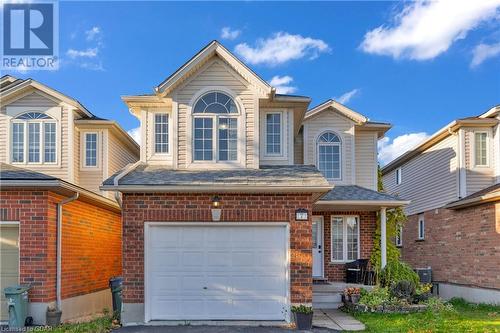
[109,277,122,320]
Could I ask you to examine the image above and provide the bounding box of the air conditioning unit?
[415,267,432,284]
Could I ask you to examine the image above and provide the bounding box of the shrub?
[424,297,455,313]
[379,261,419,287]
[359,287,390,308]
[390,280,416,302]
[291,304,313,314]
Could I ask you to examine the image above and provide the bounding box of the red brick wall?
[401,203,500,289]
[313,211,377,282]
[61,197,122,299]
[121,193,314,304]
[0,190,122,302]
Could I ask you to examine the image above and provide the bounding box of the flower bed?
[343,300,428,313]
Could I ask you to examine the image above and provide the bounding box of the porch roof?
[101,164,332,197]
[315,185,409,211]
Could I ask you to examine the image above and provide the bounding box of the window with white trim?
[84,133,98,167]
[265,113,282,155]
[331,216,359,262]
[396,224,403,247]
[474,132,488,166]
[11,112,57,164]
[192,91,239,162]
[154,113,169,154]
[396,167,402,185]
[317,132,341,180]
[418,214,425,240]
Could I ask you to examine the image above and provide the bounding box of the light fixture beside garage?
[211,195,222,221]
[295,208,309,221]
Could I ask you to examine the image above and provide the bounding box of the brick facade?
[313,211,377,281]
[0,190,122,303]
[121,192,315,305]
[401,203,500,290]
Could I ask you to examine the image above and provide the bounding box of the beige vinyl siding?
[78,130,105,194]
[355,131,377,190]
[173,56,258,168]
[0,92,70,181]
[383,135,458,215]
[464,128,496,195]
[108,131,137,176]
[73,127,80,184]
[294,128,304,164]
[303,109,355,185]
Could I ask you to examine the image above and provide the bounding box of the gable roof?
[304,99,368,124]
[155,40,272,97]
[478,105,500,119]
[0,77,93,118]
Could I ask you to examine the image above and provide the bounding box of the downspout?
[113,161,143,208]
[56,193,79,311]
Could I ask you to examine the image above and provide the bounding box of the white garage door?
[145,223,289,321]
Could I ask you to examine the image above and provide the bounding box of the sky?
[5,1,500,165]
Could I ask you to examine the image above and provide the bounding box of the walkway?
[313,308,365,331]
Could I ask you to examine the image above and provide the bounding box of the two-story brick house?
[382,106,500,304]
[0,75,139,324]
[102,41,407,325]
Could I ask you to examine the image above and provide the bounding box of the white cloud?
[335,89,360,105]
[361,1,500,60]
[269,75,297,94]
[127,127,141,144]
[471,42,500,67]
[378,132,430,165]
[221,27,241,40]
[235,32,330,66]
[85,26,102,42]
[66,48,98,59]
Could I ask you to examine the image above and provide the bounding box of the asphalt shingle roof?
[319,185,404,202]
[0,163,57,181]
[103,164,331,188]
[447,182,500,206]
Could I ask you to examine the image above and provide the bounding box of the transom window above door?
[192,92,239,162]
[317,131,342,180]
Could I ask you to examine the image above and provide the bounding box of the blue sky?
[6,1,500,164]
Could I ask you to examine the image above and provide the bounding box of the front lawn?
[353,298,500,333]
[48,316,113,333]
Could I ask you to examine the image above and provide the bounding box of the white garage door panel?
[147,224,288,321]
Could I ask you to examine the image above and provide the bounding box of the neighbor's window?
[266,113,282,155]
[317,132,341,180]
[331,216,359,262]
[474,132,488,166]
[84,133,98,167]
[396,167,402,185]
[396,224,403,247]
[193,91,238,162]
[418,214,425,240]
[11,112,57,164]
[154,113,169,154]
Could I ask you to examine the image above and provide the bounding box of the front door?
[312,216,323,278]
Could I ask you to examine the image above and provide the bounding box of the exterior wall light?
[211,196,222,221]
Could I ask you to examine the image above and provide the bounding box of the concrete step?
[313,293,342,303]
[313,301,342,309]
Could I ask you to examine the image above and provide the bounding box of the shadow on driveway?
[115,325,340,333]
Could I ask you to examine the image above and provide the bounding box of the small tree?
[370,165,408,278]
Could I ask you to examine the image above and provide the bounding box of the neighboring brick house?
[102,41,407,325]
[382,106,500,304]
[0,76,140,324]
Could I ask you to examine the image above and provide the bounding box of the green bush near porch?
[353,298,500,333]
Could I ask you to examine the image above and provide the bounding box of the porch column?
[380,207,387,269]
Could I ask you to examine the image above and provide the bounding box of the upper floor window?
[396,167,402,185]
[266,113,282,155]
[317,132,341,180]
[474,132,488,167]
[192,92,238,162]
[11,112,56,164]
[154,113,169,154]
[84,132,98,167]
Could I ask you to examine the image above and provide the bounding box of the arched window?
[317,132,341,180]
[192,92,239,162]
[12,112,57,164]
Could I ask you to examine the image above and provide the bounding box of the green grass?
[353,298,500,333]
[48,316,113,333]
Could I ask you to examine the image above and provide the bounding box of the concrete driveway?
[115,325,339,333]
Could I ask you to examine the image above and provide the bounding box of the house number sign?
[295,208,309,221]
